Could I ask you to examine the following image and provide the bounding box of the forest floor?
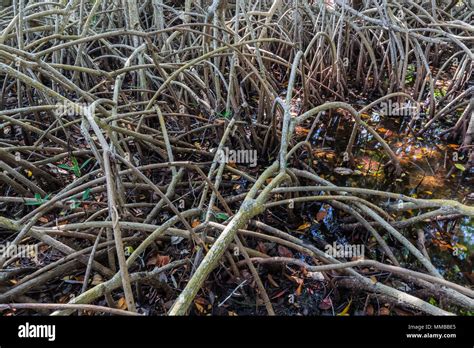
[0,0,473,316]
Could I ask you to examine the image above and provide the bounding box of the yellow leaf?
[194,302,205,314]
[295,126,310,135]
[26,170,33,177]
[117,297,127,310]
[454,163,466,172]
[296,282,303,296]
[297,222,311,230]
[337,298,352,316]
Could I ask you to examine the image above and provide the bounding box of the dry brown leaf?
[316,210,327,222]
[278,245,293,258]
[366,304,374,316]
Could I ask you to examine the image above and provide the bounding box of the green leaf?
[454,163,466,172]
[217,110,232,119]
[82,188,91,200]
[71,157,81,177]
[58,164,73,170]
[124,246,134,256]
[26,193,49,206]
[215,212,229,221]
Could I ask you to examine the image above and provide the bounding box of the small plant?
[213,212,229,221]
[405,64,415,84]
[217,110,232,119]
[67,189,92,210]
[434,88,446,99]
[25,193,51,206]
[58,157,93,177]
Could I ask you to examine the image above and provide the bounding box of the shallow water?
[299,110,473,284]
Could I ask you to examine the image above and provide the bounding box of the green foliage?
[58,157,93,177]
[25,193,51,206]
[217,110,232,119]
[214,212,229,221]
[405,64,415,84]
[434,88,446,99]
[82,188,91,200]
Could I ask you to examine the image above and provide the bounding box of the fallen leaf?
[158,255,170,266]
[319,296,333,310]
[337,298,352,316]
[278,245,293,258]
[366,304,374,316]
[295,282,303,296]
[256,241,267,254]
[117,297,127,310]
[295,126,310,135]
[147,254,171,267]
[297,222,311,230]
[194,302,205,314]
[316,210,327,222]
[291,276,304,296]
[454,163,466,171]
[271,289,287,299]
